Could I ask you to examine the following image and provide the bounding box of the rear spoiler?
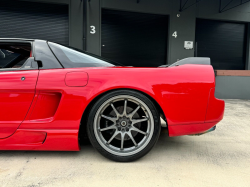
[169,57,211,67]
[158,57,211,68]
[158,57,215,76]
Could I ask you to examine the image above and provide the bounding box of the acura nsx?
[0,38,224,162]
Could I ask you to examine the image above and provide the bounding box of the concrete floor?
[0,100,250,187]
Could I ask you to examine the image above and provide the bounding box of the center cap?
[121,121,127,127]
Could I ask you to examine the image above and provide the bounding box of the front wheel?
[87,90,161,162]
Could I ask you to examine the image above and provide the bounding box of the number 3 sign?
[90,26,96,34]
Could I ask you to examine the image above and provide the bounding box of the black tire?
[87,90,161,162]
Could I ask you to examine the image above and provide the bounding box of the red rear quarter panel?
[84,64,215,126]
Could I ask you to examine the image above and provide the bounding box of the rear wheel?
[87,90,161,162]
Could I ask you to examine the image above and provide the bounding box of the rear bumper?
[205,87,225,123]
[168,122,218,137]
[168,87,225,137]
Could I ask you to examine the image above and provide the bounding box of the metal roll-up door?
[0,0,69,45]
[101,9,168,67]
[196,19,246,70]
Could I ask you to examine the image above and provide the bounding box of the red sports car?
[0,38,224,162]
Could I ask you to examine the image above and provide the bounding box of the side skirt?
[0,129,80,151]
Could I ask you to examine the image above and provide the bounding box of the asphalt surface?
[0,99,250,187]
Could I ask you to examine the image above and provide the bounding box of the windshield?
[48,42,124,68]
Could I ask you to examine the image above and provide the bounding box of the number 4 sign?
[172,31,177,38]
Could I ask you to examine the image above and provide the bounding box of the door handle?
[21,77,25,81]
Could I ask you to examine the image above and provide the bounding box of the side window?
[0,43,32,69]
[48,42,115,68]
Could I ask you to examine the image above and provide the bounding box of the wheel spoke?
[111,103,120,118]
[131,118,148,125]
[120,133,125,150]
[107,131,119,144]
[127,131,137,146]
[100,124,116,132]
[123,99,127,116]
[131,126,147,135]
[101,115,116,122]
[128,105,140,118]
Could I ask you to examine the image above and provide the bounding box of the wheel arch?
[79,88,167,141]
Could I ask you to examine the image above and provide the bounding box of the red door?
[0,70,38,138]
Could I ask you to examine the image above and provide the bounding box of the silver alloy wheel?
[93,95,154,157]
